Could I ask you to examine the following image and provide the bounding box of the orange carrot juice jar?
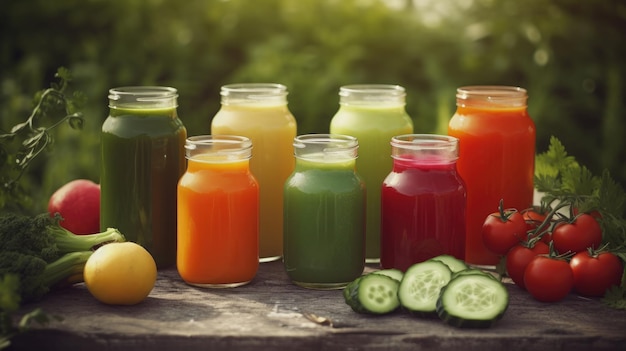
[448,86,536,266]
[177,135,259,287]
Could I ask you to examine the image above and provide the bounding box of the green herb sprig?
[0,67,85,210]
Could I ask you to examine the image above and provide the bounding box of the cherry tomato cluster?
[481,201,624,303]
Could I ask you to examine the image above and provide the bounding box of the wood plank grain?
[9,261,626,351]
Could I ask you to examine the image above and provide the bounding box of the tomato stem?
[525,201,570,245]
[496,199,519,222]
[547,240,575,260]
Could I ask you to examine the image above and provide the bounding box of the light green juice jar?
[329,85,414,263]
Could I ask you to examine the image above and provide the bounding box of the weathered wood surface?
[10,261,626,351]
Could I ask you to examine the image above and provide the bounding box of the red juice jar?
[381,134,466,271]
[448,86,536,266]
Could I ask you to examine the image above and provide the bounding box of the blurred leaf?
[67,114,84,130]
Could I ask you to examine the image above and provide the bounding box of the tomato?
[505,241,550,290]
[551,214,602,254]
[521,207,551,244]
[524,256,573,302]
[482,205,527,256]
[570,250,623,297]
[521,207,546,231]
[572,207,602,220]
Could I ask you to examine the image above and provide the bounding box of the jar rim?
[185,135,252,161]
[391,134,458,148]
[456,85,527,106]
[109,86,178,108]
[221,83,288,96]
[293,134,358,160]
[294,133,358,147]
[186,135,252,147]
[391,134,459,162]
[339,84,406,97]
[109,86,178,100]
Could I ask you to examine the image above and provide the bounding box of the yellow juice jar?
[211,83,297,262]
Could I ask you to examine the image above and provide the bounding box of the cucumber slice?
[398,261,452,314]
[372,268,404,282]
[343,274,400,314]
[429,254,468,273]
[436,274,509,328]
[451,268,498,281]
[343,276,361,309]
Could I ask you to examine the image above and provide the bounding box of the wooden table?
[10,261,626,351]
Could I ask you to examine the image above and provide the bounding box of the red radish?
[48,179,101,235]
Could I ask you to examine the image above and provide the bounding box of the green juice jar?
[101,87,187,268]
[283,134,366,290]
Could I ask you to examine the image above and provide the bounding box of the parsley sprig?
[535,136,626,309]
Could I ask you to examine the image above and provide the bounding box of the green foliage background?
[1,0,624,215]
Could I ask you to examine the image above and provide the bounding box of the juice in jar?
[177,135,259,287]
[448,86,535,266]
[329,85,413,262]
[283,134,366,289]
[211,84,296,262]
[381,135,466,272]
[101,87,186,269]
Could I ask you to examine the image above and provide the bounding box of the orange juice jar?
[177,135,259,287]
[448,86,536,266]
[211,84,297,262]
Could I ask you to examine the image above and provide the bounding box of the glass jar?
[177,135,259,288]
[329,84,414,262]
[448,86,536,266]
[283,134,366,289]
[381,134,466,271]
[211,83,297,262]
[101,86,186,268]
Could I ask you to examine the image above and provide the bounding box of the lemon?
[84,242,157,305]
